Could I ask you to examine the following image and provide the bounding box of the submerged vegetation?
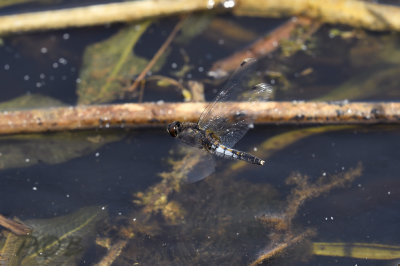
[0,0,400,265]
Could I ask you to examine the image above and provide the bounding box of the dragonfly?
[167,58,273,182]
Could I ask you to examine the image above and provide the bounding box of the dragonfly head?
[167,121,181,137]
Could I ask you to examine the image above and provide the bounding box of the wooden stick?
[0,214,31,235]
[209,17,318,76]
[0,101,399,135]
[0,0,221,35]
[0,0,400,35]
[234,0,400,31]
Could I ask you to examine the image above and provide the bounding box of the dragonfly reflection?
[167,58,273,182]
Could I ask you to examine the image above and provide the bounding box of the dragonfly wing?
[185,149,216,183]
[199,58,273,147]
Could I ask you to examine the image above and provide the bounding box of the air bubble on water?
[52,62,59,68]
[32,186,37,191]
[62,33,70,40]
[171,62,177,69]
[95,152,100,157]
[40,47,48,54]
[25,158,30,163]
[253,147,258,152]
[4,64,10,70]
[58,57,68,65]
[198,66,204,72]
[40,73,46,79]
[223,0,235,8]
[23,75,30,81]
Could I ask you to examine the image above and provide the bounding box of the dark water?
[0,1,400,265]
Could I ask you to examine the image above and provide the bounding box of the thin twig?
[209,17,319,76]
[0,101,399,135]
[95,240,128,266]
[0,214,31,235]
[126,15,188,93]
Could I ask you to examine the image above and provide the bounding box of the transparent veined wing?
[198,58,273,148]
[172,144,216,183]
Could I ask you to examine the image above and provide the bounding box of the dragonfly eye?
[167,121,181,137]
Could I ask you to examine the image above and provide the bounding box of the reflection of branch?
[0,101,399,135]
[95,240,128,266]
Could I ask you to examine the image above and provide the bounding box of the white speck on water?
[36,82,42,88]
[322,172,326,176]
[270,79,275,84]
[52,62,59,68]
[61,75,67,81]
[25,158,30,163]
[32,186,37,191]
[133,218,137,222]
[358,183,362,187]
[95,152,100,157]
[301,44,307,50]
[40,47,48,54]
[253,147,258,152]
[62,33,70,40]
[198,66,204,72]
[324,217,328,221]
[207,0,215,9]
[330,216,334,220]
[186,73,192,79]
[223,0,235,8]
[171,62,177,69]
[218,39,225,45]
[58,57,68,65]
[4,64,10,70]
[341,166,345,170]
[76,78,81,84]
[118,212,122,216]
[105,123,110,128]
[101,206,106,210]
[248,123,254,129]
[311,153,316,158]
[40,73,46,79]
[157,100,164,104]
[388,191,391,195]
[66,194,70,198]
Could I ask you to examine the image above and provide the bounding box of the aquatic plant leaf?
[0,206,105,266]
[77,21,151,104]
[0,94,122,170]
[174,14,213,44]
[20,206,106,266]
[0,131,121,170]
[0,231,26,266]
[0,93,65,111]
[316,66,400,101]
[313,242,400,260]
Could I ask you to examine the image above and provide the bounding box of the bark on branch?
[0,101,399,135]
[0,0,399,35]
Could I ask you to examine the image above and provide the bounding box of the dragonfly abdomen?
[210,143,265,166]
